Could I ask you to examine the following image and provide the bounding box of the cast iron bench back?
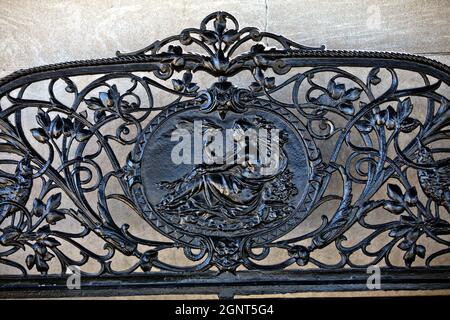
[0,12,449,298]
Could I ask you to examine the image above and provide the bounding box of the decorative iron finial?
[117,11,325,58]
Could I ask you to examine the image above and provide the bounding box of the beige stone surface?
[0,0,267,73]
[0,0,449,299]
[267,0,450,53]
[0,0,449,75]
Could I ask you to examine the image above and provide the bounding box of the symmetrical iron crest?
[0,12,450,297]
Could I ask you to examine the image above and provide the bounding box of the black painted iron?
[0,12,449,298]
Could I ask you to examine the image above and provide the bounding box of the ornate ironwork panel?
[0,12,449,298]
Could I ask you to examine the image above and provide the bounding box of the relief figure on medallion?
[155,116,298,231]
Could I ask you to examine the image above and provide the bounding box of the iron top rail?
[1,50,450,95]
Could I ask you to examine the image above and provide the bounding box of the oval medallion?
[130,100,322,247]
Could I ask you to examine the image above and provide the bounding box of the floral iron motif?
[0,12,449,297]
